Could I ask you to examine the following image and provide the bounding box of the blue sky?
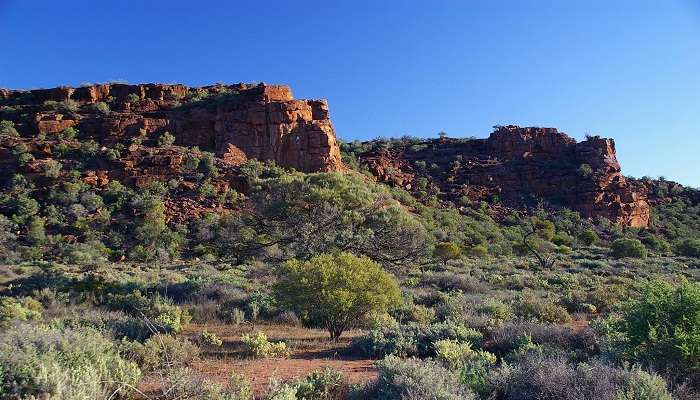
[2,0,699,186]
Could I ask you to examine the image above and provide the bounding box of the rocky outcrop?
[359,125,650,227]
[1,82,342,173]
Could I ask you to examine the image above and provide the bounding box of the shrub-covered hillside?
[1,132,699,400]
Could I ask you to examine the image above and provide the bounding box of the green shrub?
[640,234,671,253]
[200,330,223,347]
[275,252,401,340]
[434,242,462,265]
[0,120,19,138]
[551,233,572,246]
[371,356,475,400]
[676,238,700,257]
[90,101,110,114]
[482,300,514,322]
[159,367,253,400]
[611,238,647,258]
[58,126,78,140]
[354,320,482,358]
[514,293,572,323]
[0,296,42,326]
[106,291,191,333]
[0,324,141,399]
[125,333,199,372]
[617,280,700,372]
[159,131,176,146]
[44,99,79,113]
[488,353,671,400]
[43,159,62,178]
[267,368,347,400]
[241,331,290,358]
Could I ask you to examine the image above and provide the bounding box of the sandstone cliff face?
[1,83,342,173]
[358,125,650,227]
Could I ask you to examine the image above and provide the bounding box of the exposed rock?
[358,125,650,227]
[1,82,342,173]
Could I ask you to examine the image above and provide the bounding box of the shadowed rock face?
[0,82,342,173]
[359,125,650,227]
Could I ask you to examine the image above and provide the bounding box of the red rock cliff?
[1,83,342,173]
[359,125,650,227]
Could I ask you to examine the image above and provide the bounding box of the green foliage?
[0,296,42,326]
[611,238,648,259]
[43,159,62,178]
[372,356,475,400]
[514,293,572,323]
[43,99,80,113]
[0,324,141,399]
[125,333,199,372]
[578,163,594,177]
[676,238,700,257]
[200,330,223,347]
[433,242,461,264]
[274,252,401,339]
[354,320,483,358]
[489,354,672,400]
[617,280,700,371]
[159,131,176,146]
[58,126,78,140]
[0,120,19,138]
[241,331,290,358]
[90,101,110,114]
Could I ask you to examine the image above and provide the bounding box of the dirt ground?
[139,322,378,398]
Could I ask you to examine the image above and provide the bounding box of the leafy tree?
[433,242,461,265]
[274,252,401,339]
[211,171,429,268]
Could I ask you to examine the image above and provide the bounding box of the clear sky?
[2,0,699,187]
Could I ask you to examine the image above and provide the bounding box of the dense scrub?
[0,137,699,398]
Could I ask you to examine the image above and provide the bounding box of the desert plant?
[611,238,647,258]
[676,238,700,257]
[159,131,176,146]
[616,280,700,372]
[274,252,401,340]
[434,242,462,265]
[370,356,475,400]
[578,229,599,246]
[0,120,19,138]
[0,323,141,399]
[241,331,290,358]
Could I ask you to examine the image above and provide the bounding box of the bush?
[159,367,253,400]
[0,296,42,326]
[370,356,475,400]
[125,333,199,372]
[676,238,700,257]
[611,238,647,258]
[106,291,191,333]
[0,120,19,138]
[488,353,671,400]
[159,131,176,146]
[353,320,483,358]
[200,330,223,347]
[58,126,78,140]
[434,242,461,265]
[241,331,290,358]
[275,252,401,340]
[266,368,347,400]
[0,324,141,399]
[617,280,700,372]
[90,101,110,114]
[514,293,572,323]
